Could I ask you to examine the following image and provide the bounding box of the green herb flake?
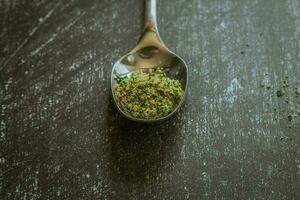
[287,115,292,122]
[276,90,284,97]
[285,97,289,103]
[295,89,300,97]
[266,84,272,90]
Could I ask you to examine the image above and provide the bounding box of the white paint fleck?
[222,78,243,104]
[15,184,20,193]
[220,180,228,186]
[1,2,61,70]
[220,21,226,28]
[99,66,106,81]
[30,10,86,57]
[0,157,6,164]
[30,33,57,56]
[54,165,61,173]
[69,63,80,71]
[4,77,13,91]
[215,21,226,33]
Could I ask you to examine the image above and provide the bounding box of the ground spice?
[114,70,184,119]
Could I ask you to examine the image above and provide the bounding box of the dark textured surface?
[1,0,300,199]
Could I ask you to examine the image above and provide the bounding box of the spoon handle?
[145,0,158,30]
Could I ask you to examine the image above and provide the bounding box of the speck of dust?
[260,77,300,128]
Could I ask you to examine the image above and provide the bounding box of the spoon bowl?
[111,0,188,122]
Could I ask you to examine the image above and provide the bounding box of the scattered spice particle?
[276,90,284,97]
[287,114,293,122]
[295,89,299,97]
[259,32,263,36]
[245,44,250,47]
[266,84,272,90]
[285,97,289,103]
[260,78,300,127]
[260,83,272,89]
[282,80,289,88]
[240,51,245,55]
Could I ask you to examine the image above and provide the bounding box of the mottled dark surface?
[1,0,300,199]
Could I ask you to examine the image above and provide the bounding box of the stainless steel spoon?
[111,0,188,122]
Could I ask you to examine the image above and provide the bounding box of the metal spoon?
[111,0,188,122]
